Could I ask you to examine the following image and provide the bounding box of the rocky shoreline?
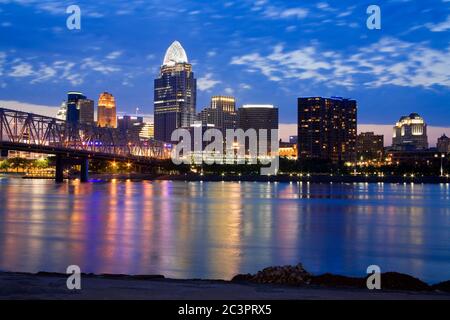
[231,263,450,292]
[1,264,450,300]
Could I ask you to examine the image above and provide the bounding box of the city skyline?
[0,2,449,126]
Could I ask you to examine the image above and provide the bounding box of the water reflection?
[0,178,450,283]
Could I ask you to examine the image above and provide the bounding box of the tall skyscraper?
[356,132,384,162]
[198,96,237,133]
[238,104,278,155]
[392,113,428,151]
[78,99,95,125]
[97,92,117,128]
[66,91,86,125]
[154,41,196,142]
[297,97,357,163]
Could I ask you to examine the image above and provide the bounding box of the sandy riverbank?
[1,272,450,300]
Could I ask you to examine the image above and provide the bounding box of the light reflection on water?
[0,178,450,283]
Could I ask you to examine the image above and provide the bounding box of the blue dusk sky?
[0,0,449,143]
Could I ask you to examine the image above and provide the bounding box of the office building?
[140,123,154,140]
[117,115,144,138]
[198,96,237,133]
[154,41,196,142]
[238,104,278,155]
[78,99,95,125]
[279,142,297,159]
[437,134,450,153]
[56,101,67,121]
[97,92,117,128]
[66,91,86,125]
[392,113,428,151]
[289,136,298,144]
[356,132,384,162]
[297,97,357,163]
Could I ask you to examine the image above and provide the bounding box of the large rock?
[372,272,430,291]
[432,280,450,292]
[310,273,365,288]
[232,264,312,285]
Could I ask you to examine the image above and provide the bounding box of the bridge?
[0,107,171,182]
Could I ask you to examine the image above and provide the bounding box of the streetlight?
[435,154,445,177]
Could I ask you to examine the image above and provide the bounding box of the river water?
[0,177,449,283]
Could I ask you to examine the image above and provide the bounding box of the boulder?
[431,280,450,292]
[231,263,312,285]
[310,273,365,288]
[373,272,430,291]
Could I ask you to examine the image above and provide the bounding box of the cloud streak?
[231,37,450,89]
[1,53,122,86]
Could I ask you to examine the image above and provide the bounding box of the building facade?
[437,134,450,153]
[97,92,117,128]
[154,41,196,142]
[392,113,428,151]
[78,99,95,125]
[238,104,278,155]
[289,136,298,144]
[279,142,297,159]
[56,101,67,121]
[117,115,144,138]
[140,123,154,140]
[198,96,237,133]
[297,97,357,163]
[66,92,86,125]
[356,132,384,162]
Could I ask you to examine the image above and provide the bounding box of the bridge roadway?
[0,107,171,182]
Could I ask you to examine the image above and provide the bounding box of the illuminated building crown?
[163,41,188,66]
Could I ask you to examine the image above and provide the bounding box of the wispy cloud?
[231,37,450,89]
[197,73,221,91]
[263,7,308,20]
[426,15,450,32]
[106,51,123,60]
[9,62,34,77]
[2,53,121,86]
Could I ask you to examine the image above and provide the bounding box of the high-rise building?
[198,96,237,132]
[117,115,144,138]
[392,113,428,151]
[154,41,196,142]
[238,104,278,155]
[56,101,67,121]
[437,134,450,153]
[297,97,357,163]
[97,92,117,128]
[66,91,86,125]
[78,99,95,125]
[356,132,384,162]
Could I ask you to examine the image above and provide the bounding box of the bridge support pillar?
[80,158,89,183]
[55,156,64,183]
[0,149,8,158]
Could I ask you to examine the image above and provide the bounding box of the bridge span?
[0,107,171,182]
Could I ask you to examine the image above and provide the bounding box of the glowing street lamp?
[435,154,445,177]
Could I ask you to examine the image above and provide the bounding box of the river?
[0,176,449,283]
